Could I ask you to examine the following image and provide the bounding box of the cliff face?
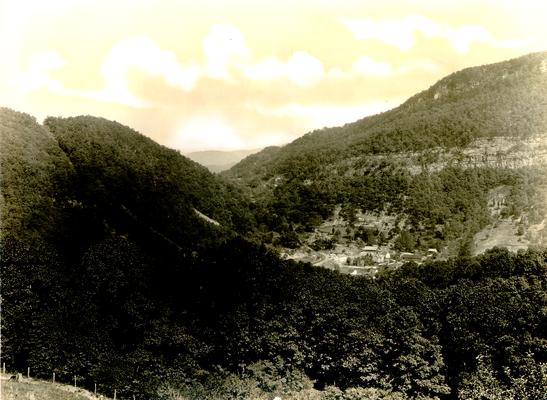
[339,135,547,177]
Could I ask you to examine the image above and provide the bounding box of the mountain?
[224,51,547,257]
[43,115,257,243]
[185,148,262,172]
[228,51,547,180]
[0,109,262,398]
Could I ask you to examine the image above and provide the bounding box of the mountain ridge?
[227,51,547,182]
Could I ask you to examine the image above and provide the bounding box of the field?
[0,374,110,400]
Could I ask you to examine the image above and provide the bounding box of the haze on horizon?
[1,0,546,152]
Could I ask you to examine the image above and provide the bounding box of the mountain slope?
[44,116,256,247]
[1,110,259,398]
[227,51,547,182]
[224,52,547,255]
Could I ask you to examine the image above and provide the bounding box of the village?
[281,184,547,277]
[280,206,440,277]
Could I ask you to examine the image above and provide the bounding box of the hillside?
[224,52,547,262]
[228,51,547,180]
[0,109,259,399]
[44,116,256,241]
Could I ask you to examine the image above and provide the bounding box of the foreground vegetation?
[3,231,546,399]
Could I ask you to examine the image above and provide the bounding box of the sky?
[1,0,546,152]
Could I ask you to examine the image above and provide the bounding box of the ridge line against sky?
[1,0,546,152]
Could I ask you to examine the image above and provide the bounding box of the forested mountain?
[225,52,547,255]
[228,52,547,179]
[1,52,547,400]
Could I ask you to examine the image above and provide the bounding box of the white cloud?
[243,57,286,81]
[203,23,250,80]
[101,36,201,93]
[339,16,419,50]
[243,51,325,87]
[339,15,528,53]
[15,50,66,92]
[286,52,325,86]
[169,114,294,151]
[326,56,438,80]
[13,36,203,108]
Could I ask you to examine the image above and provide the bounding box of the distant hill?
[185,148,261,172]
[224,51,547,255]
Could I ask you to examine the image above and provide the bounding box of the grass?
[0,374,111,400]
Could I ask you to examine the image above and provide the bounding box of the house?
[363,245,379,252]
[400,252,423,262]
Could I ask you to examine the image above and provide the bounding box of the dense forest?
[1,50,547,400]
[3,230,547,399]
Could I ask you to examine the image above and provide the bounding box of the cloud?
[168,113,295,151]
[13,36,203,108]
[327,56,439,80]
[339,15,528,53]
[243,51,325,87]
[339,16,424,50]
[285,52,325,87]
[14,49,144,108]
[203,23,250,80]
[101,36,201,97]
[15,50,66,92]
